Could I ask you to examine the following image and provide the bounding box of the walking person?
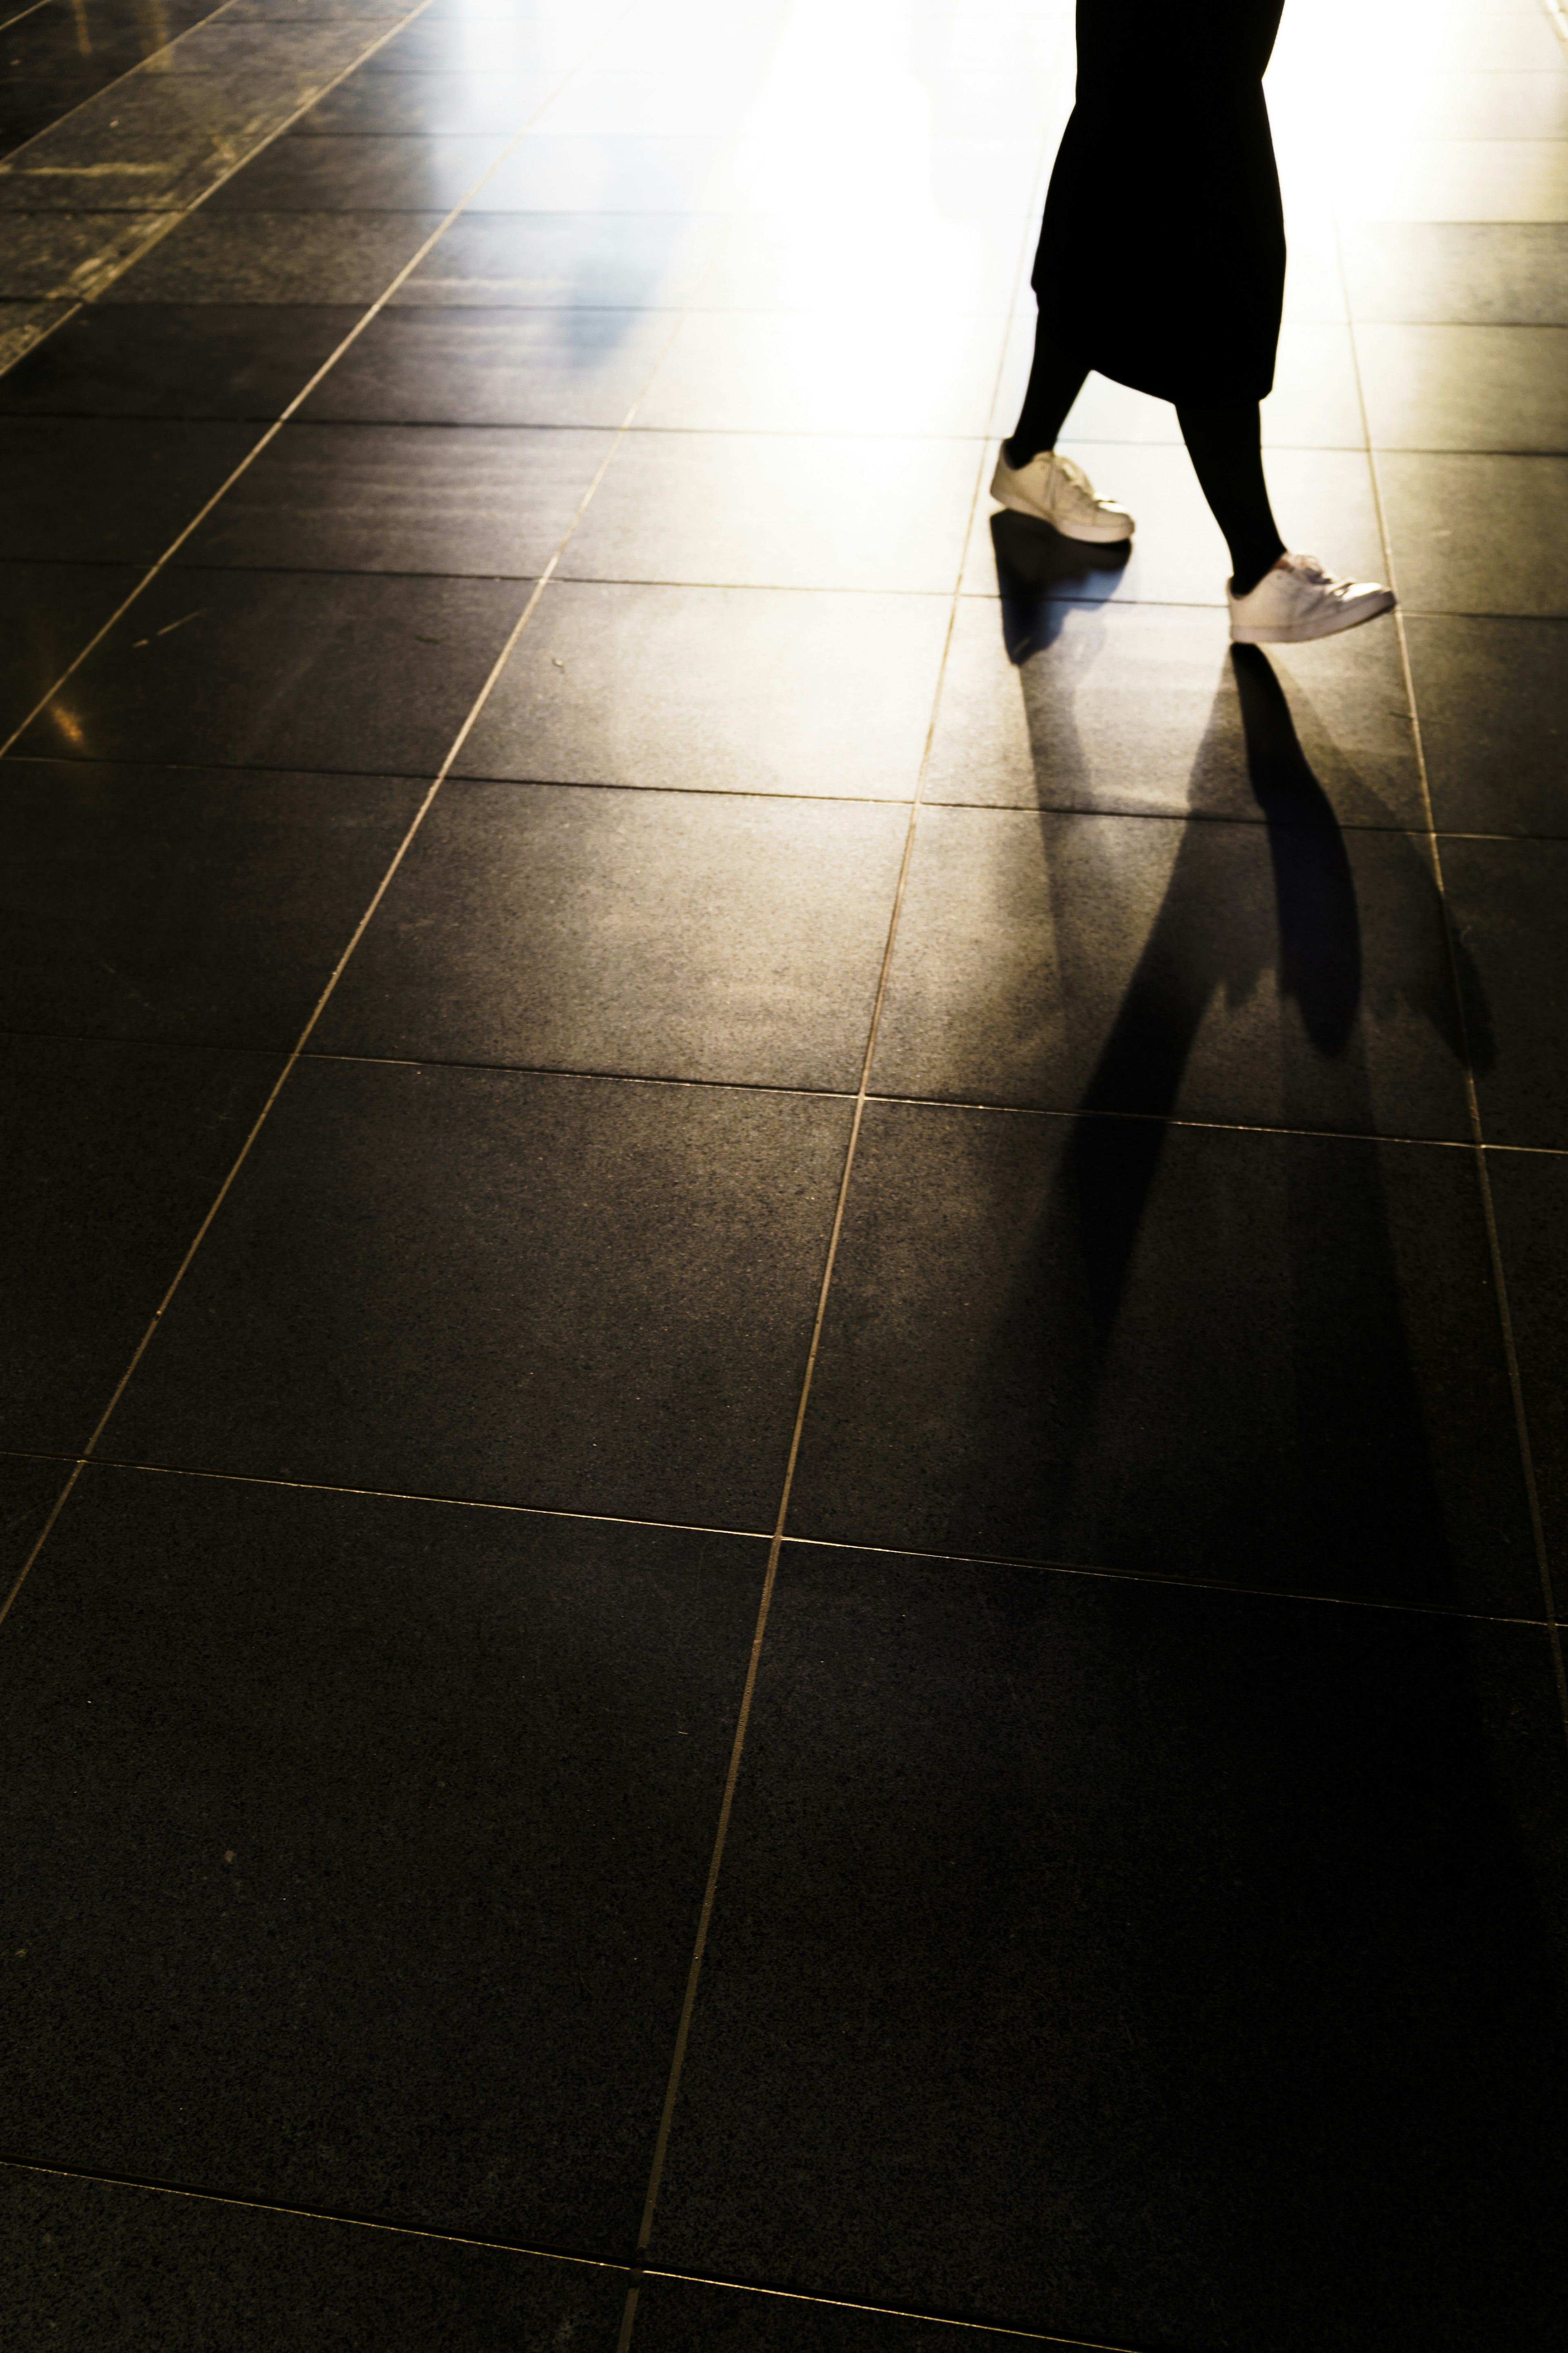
[993,0,1394,645]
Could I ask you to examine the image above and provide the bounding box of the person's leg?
[1004,310,1090,467]
[1175,400,1285,595]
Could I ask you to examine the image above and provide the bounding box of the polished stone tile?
[1441,836,1568,1149]
[209,129,508,210]
[0,1454,69,1594]
[653,1550,1568,2349]
[924,598,1424,827]
[363,17,597,71]
[1486,1150,1568,1597]
[152,21,375,77]
[1399,69,1568,142]
[637,308,1009,436]
[303,305,674,424]
[1419,12,1568,70]
[635,2277,1023,2352]
[293,66,559,134]
[1405,614,1568,835]
[13,568,531,774]
[106,1062,848,1525]
[528,65,771,138]
[461,579,950,799]
[6,2167,626,2353]
[174,421,610,575]
[0,298,71,375]
[0,416,257,562]
[317,781,905,1086]
[964,442,1389,608]
[1340,223,1568,325]
[873,801,1472,1141]
[564,432,979,593]
[462,134,736,213]
[0,1467,764,2244]
[0,83,111,168]
[0,1035,282,1453]
[1379,453,1568,616]
[0,559,142,742]
[1357,325,1568,452]
[97,210,447,303]
[0,66,327,214]
[693,209,1026,316]
[0,210,176,301]
[389,208,725,306]
[0,303,359,419]
[1341,139,1568,225]
[0,758,425,1044]
[786,1104,1536,1613]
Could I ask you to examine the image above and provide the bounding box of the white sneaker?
[990,447,1134,543]
[1228,552,1395,644]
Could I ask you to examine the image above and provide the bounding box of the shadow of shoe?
[989,508,1132,609]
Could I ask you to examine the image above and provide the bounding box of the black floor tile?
[635,2278,1027,2353]
[924,600,1425,828]
[651,1549,1568,2351]
[0,757,425,1045]
[293,69,558,137]
[301,305,674,424]
[1486,1151,1568,1598]
[1356,324,1568,454]
[0,303,362,419]
[1380,452,1568,618]
[174,420,610,575]
[0,1466,764,2246]
[13,567,532,774]
[98,211,448,304]
[209,130,508,212]
[0,1453,69,1593]
[872,801,1474,1140]
[0,559,141,741]
[0,1034,283,1454]
[7,2166,626,2353]
[460,579,950,799]
[1340,224,1568,328]
[105,1060,848,1526]
[388,210,725,308]
[316,781,904,1087]
[0,417,258,563]
[1442,836,1568,1150]
[1404,614,1568,836]
[785,1103,1537,1614]
[0,79,118,164]
[0,210,170,301]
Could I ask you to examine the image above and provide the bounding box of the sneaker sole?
[990,481,1134,544]
[1231,589,1396,645]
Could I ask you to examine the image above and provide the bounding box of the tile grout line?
[1340,231,1568,1744]
[610,136,1060,2353]
[0,0,651,761]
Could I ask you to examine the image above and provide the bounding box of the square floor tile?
[692,209,1027,316]
[923,600,1425,827]
[0,211,175,302]
[106,1061,849,1525]
[302,305,675,423]
[1441,836,1568,1148]
[0,1036,283,1454]
[0,303,362,419]
[872,803,1471,1140]
[1396,70,1568,143]
[635,2278,1024,2352]
[317,781,905,1086]
[13,568,532,775]
[174,422,610,575]
[209,130,509,210]
[0,417,258,563]
[1379,453,1568,615]
[1340,139,1568,225]
[1486,1150,1568,1599]
[292,67,560,134]
[652,1550,1568,2350]
[461,579,951,799]
[5,2167,626,2353]
[0,1467,763,2244]
[1340,223,1568,325]
[1405,614,1568,835]
[0,1455,70,1595]
[964,443,1388,608]
[151,22,374,77]
[98,212,448,303]
[363,18,596,71]
[1356,324,1568,452]
[636,309,1009,436]
[388,209,726,305]
[786,1104,1536,1613]
[563,432,980,593]
[0,560,143,744]
[469,134,736,212]
[0,758,425,1045]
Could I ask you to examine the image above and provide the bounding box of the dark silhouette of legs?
[1176,400,1287,593]
[1004,314,1089,466]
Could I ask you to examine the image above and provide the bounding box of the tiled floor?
[3,0,1567,2346]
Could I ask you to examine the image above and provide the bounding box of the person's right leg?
[1004,312,1089,468]
[1173,400,1284,595]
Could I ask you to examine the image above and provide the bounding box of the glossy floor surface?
[4,0,1568,2345]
